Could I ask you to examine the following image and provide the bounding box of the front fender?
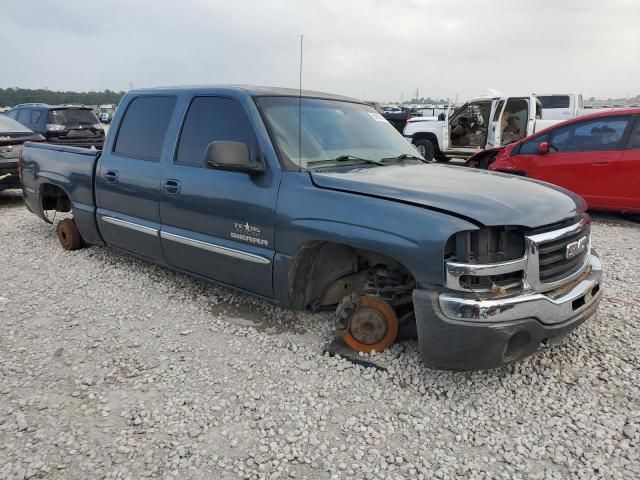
[274,173,478,291]
[466,147,503,169]
[403,119,444,139]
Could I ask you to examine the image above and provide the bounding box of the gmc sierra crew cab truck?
[20,85,603,370]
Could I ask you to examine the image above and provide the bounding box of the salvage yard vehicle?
[403,94,563,161]
[0,114,44,191]
[6,104,105,149]
[467,108,640,214]
[98,104,116,124]
[20,85,602,370]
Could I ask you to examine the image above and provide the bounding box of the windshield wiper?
[307,155,384,167]
[380,153,427,163]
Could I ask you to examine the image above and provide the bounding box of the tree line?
[0,88,126,107]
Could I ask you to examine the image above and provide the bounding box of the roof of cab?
[126,84,362,103]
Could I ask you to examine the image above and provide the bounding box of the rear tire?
[414,139,435,162]
[57,218,83,251]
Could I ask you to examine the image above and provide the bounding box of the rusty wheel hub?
[336,295,399,353]
[350,307,388,345]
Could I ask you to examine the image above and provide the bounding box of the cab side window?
[175,97,257,168]
[114,96,177,160]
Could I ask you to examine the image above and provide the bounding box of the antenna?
[298,34,303,172]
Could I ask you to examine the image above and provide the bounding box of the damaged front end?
[413,216,602,370]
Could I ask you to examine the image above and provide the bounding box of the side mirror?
[537,141,550,155]
[203,141,265,175]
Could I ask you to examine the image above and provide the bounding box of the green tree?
[0,88,126,107]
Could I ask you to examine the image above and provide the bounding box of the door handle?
[592,160,610,166]
[104,170,118,183]
[162,179,181,194]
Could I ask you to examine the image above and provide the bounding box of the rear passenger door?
[159,96,277,297]
[95,95,177,262]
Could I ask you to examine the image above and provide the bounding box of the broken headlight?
[444,227,526,292]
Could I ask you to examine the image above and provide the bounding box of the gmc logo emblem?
[566,236,588,259]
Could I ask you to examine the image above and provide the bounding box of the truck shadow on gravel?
[99,245,318,337]
[0,189,23,207]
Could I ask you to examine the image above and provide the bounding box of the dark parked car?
[0,114,44,191]
[5,104,104,149]
[381,106,420,133]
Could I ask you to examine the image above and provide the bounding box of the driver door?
[442,101,454,152]
[486,99,505,148]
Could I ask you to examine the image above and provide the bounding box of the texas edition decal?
[231,222,269,247]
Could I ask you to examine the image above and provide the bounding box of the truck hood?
[310,164,585,228]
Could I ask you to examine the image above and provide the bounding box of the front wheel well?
[41,184,71,221]
[411,132,441,152]
[288,241,415,310]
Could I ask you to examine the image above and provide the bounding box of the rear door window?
[114,96,177,160]
[17,109,31,124]
[175,96,257,167]
[29,110,42,123]
[627,118,640,150]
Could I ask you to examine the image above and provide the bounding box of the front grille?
[538,226,590,283]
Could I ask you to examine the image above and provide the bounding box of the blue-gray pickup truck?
[20,85,603,370]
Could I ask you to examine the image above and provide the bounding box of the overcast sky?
[2,0,638,101]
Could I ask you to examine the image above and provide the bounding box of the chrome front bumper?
[439,251,602,325]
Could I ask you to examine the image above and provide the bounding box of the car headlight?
[46,124,66,132]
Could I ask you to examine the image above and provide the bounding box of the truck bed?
[21,142,102,244]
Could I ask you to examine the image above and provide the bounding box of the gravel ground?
[0,189,638,480]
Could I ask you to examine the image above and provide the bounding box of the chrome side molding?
[160,231,271,265]
[102,216,158,236]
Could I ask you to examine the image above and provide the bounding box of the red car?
[467,108,640,213]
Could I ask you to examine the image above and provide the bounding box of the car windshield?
[257,97,423,170]
[0,114,32,133]
[47,109,99,126]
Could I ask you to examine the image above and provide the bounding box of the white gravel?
[0,189,639,480]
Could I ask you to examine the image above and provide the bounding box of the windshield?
[47,109,99,126]
[257,97,423,170]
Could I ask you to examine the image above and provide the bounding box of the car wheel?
[414,139,435,161]
[56,218,84,250]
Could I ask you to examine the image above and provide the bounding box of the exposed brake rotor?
[336,294,398,353]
